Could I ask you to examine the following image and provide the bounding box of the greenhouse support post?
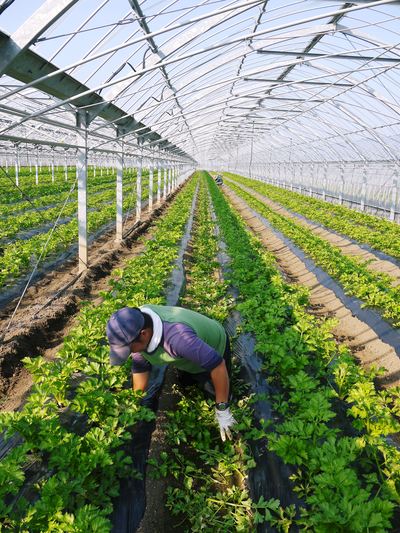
[339,164,344,204]
[115,138,124,243]
[361,163,367,211]
[15,143,19,186]
[76,111,89,273]
[157,162,161,203]
[149,164,153,212]
[322,163,327,201]
[163,166,167,198]
[35,150,39,186]
[136,155,142,221]
[390,173,398,221]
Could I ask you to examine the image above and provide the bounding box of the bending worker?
[106,304,236,441]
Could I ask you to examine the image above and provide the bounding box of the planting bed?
[220,177,400,328]
[220,184,400,384]
[223,174,400,282]
[222,172,400,261]
[0,183,179,407]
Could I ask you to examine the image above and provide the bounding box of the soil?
[0,189,182,411]
[222,184,400,388]
[136,368,182,533]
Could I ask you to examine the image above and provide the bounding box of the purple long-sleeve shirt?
[132,321,222,373]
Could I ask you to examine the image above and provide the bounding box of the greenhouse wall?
[221,161,399,222]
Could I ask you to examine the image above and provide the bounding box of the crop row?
[225,180,400,327]
[206,171,400,531]
[0,167,138,205]
[149,173,264,530]
[0,166,110,188]
[0,175,151,243]
[225,172,400,260]
[0,174,197,531]
[0,179,154,291]
[0,166,76,188]
[0,170,142,218]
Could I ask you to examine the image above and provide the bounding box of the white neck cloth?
[140,306,163,353]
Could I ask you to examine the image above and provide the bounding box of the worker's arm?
[132,371,150,392]
[210,360,230,403]
[211,360,236,441]
[131,352,152,392]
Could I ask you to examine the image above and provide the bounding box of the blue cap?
[106,307,144,365]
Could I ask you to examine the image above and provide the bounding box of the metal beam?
[0,0,80,75]
[0,30,190,159]
[257,49,400,62]
[243,78,353,87]
[97,0,264,110]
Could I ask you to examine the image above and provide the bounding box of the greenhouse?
[1,0,400,531]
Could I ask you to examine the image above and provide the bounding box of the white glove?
[215,407,237,441]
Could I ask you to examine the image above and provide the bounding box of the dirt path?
[0,190,182,411]
[136,368,181,533]
[224,177,400,285]
[222,185,400,388]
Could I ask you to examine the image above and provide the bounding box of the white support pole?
[299,164,303,195]
[15,144,19,186]
[64,154,68,181]
[136,155,142,221]
[116,140,124,243]
[51,151,55,183]
[76,112,88,273]
[35,149,39,186]
[149,164,153,212]
[339,163,344,205]
[163,166,167,198]
[157,162,161,203]
[390,172,398,221]
[360,162,367,211]
[322,162,327,201]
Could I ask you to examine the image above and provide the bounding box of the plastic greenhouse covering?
[0,0,399,215]
[1,2,400,533]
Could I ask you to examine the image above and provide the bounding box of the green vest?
[140,305,226,374]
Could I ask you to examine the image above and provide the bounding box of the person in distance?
[106,304,236,441]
